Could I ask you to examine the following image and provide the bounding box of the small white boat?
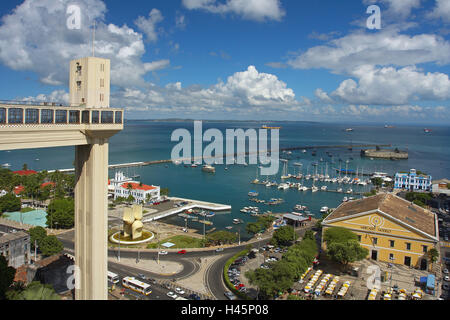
[311,186,318,193]
[320,207,329,213]
[2,163,11,168]
[278,183,290,190]
[321,186,328,191]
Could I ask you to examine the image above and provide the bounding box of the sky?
[0,0,449,124]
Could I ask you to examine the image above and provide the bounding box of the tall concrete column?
[74,138,109,300]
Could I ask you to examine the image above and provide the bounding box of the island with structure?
[360,146,408,160]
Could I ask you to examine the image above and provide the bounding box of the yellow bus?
[122,277,152,296]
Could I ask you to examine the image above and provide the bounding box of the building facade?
[114,182,160,204]
[322,193,439,271]
[394,169,432,192]
[0,229,31,268]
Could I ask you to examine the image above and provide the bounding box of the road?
[57,225,311,300]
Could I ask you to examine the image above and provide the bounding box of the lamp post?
[118,228,121,262]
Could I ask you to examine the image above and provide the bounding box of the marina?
[3,121,447,241]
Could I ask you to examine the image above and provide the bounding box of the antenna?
[92,20,96,57]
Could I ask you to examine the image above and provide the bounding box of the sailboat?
[252,166,260,184]
[280,159,290,179]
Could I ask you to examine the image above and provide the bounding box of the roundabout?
[109,230,155,245]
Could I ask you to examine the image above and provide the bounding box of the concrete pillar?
[74,138,109,300]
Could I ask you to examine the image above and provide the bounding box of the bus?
[122,277,152,296]
[107,271,120,284]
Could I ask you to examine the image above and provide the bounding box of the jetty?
[142,197,231,223]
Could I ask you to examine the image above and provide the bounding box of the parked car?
[444,276,449,282]
[224,291,237,300]
[188,294,201,300]
[177,250,187,254]
[159,250,168,255]
[137,273,146,280]
[443,284,449,291]
[215,248,224,252]
[167,292,178,299]
[443,269,449,274]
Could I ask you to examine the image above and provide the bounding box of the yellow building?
[322,193,439,271]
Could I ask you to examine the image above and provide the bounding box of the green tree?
[160,188,170,196]
[0,255,16,300]
[327,240,368,268]
[428,248,439,264]
[206,230,237,245]
[28,226,47,250]
[323,227,358,246]
[46,198,74,229]
[0,193,21,214]
[6,281,60,300]
[39,235,63,257]
[245,222,261,235]
[303,230,315,241]
[271,225,297,247]
[371,177,384,188]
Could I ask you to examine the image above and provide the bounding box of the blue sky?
[0,0,449,124]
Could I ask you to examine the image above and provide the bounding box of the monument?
[123,204,144,240]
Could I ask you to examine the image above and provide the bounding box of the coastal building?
[321,193,439,271]
[431,179,450,196]
[13,170,37,176]
[109,171,160,204]
[0,229,31,268]
[394,169,432,192]
[114,182,160,204]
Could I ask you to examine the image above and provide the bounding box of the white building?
[110,171,160,204]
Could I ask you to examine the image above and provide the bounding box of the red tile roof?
[121,182,157,191]
[14,185,25,195]
[13,170,37,176]
[40,182,55,188]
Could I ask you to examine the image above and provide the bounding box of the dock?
[142,197,231,223]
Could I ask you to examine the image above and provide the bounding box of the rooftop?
[324,193,437,238]
[121,182,157,191]
[13,170,37,176]
[0,230,29,244]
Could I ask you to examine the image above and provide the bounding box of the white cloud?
[315,88,333,103]
[288,29,450,74]
[134,8,164,42]
[21,90,69,104]
[0,0,169,88]
[106,65,300,113]
[428,0,450,23]
[182,0,285,22]
[331,65,450,105]
[363,0,423,19]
